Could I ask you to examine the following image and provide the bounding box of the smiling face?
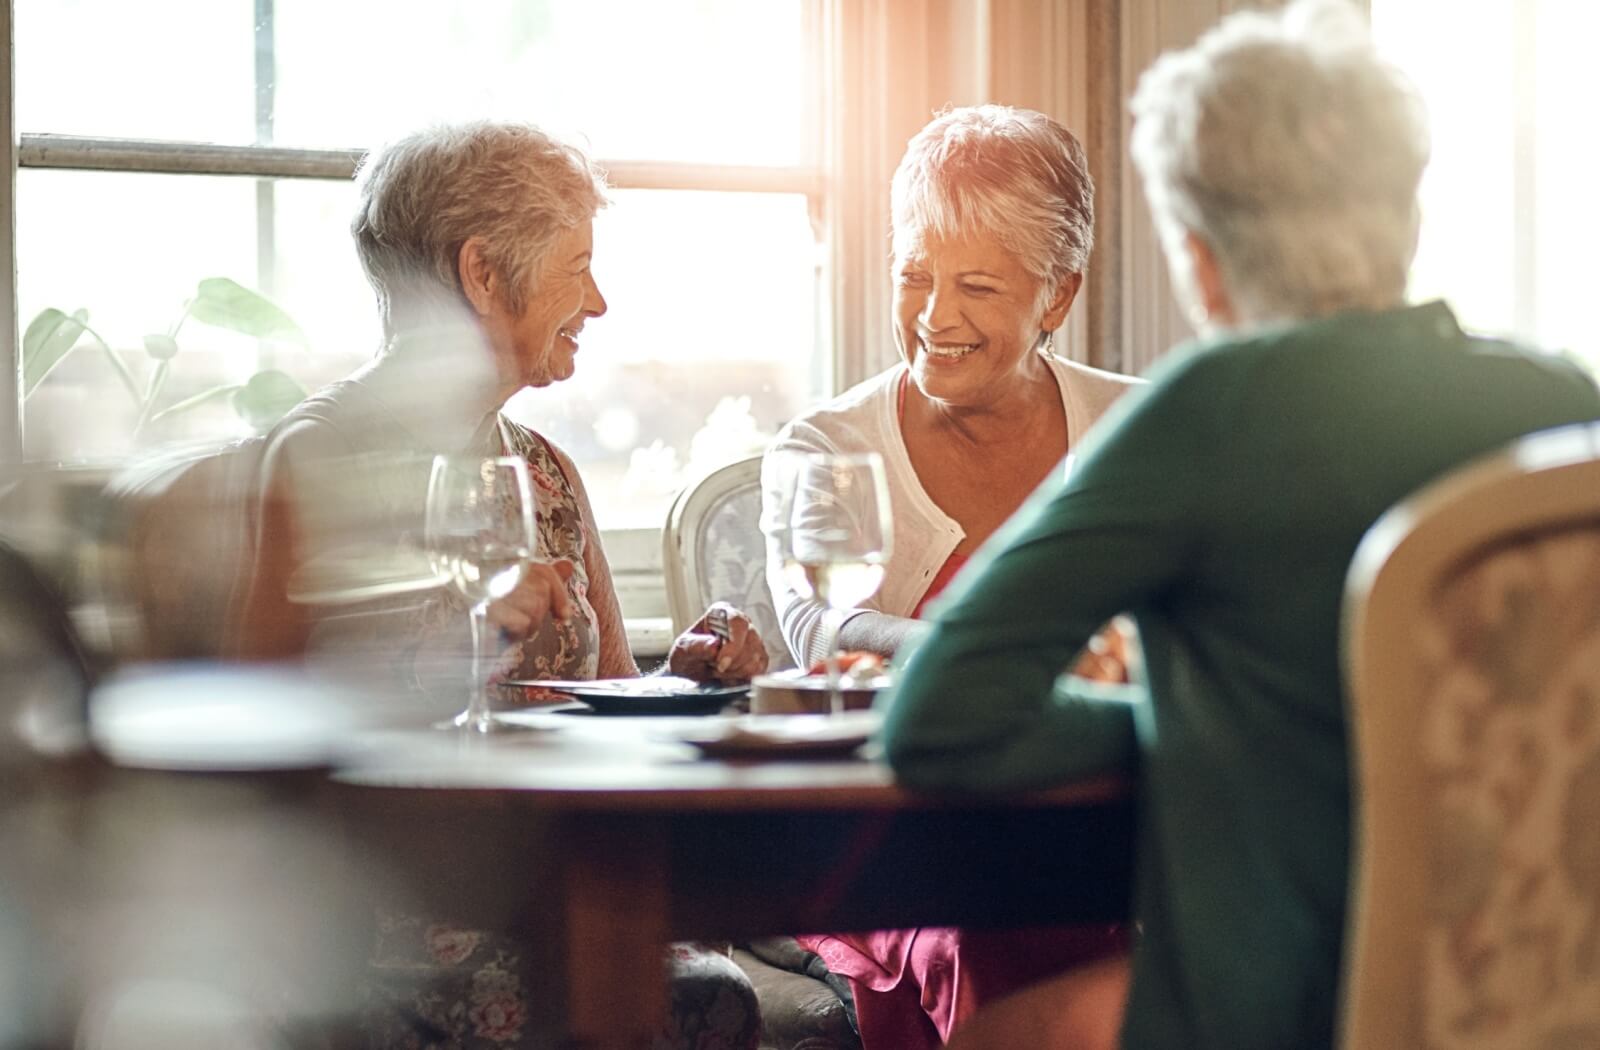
[478,219,607,396]
[892,228,1078,407]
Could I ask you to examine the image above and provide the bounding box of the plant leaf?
[143,333,180,360]
[231,369,307,431]
[189,278,309,345]
[22,307,90,396]
[145,382,243,425]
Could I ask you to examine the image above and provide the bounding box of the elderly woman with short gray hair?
[759,104,1139,1050]
[882,4,1600,1049]
[252,121,766,1050]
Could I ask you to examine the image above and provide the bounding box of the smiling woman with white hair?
[759,104,1140,1050]
[879,4,1600,1050]
[763,103,1139,672]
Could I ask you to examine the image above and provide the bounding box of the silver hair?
[351,121,609,339]
[891,104,1095,298]
[1129,0,1430,324]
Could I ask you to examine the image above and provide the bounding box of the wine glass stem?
[467,601,494,732]
[825,614,845,716]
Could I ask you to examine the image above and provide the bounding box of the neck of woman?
[906,359,1063,450]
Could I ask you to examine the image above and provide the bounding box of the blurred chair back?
[662,455,794,672]
[0,537,96,1044]
[1341,422,1600,1049]
[0,536,93,771]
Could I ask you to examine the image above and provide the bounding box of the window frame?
[0,0,835,474]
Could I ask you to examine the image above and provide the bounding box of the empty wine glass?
[424,454,537,732]
[779,451,893,714]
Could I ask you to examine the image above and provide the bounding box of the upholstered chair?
[1342,422,1600,1050]
[662,454,796,674]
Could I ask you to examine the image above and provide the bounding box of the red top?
[911,553,969,620]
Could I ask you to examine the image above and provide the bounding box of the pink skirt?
[798,925,1126,1049]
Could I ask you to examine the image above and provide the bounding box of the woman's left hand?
[668,602,769,682]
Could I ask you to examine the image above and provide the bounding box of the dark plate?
[502,676,748,716]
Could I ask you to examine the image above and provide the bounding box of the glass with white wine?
[424,454,537,732]
[780,451,893,714]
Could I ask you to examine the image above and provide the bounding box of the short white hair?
[891,105,1095,297]
[1129,0,1429,323]
[351,121,609,339]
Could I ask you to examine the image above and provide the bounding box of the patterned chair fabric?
[663,455,796,673]
[1341,422,1600,1050]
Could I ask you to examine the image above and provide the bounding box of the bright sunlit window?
[13,0,826,528]
[1372,0,1600,373]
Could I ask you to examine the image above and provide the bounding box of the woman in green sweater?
[882,2,1600,1049]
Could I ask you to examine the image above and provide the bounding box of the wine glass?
[779,451,893,714]
[424,454,537,732]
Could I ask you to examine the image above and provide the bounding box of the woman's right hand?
[486,559,576,642]
[1071,617,1136,685]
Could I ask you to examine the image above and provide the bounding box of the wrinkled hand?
[668,601,769,682]
[1071,616,1136,684]
[486,559,576,642]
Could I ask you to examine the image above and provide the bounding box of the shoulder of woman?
[500,418,587,493]
[1045,352,1145,391]
[258,414,349,479]
[1046,353,1146,430]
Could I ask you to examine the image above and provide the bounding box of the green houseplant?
[22,277,309,436]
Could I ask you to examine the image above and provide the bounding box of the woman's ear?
[1182,230,1237,330]
[1040,271,1084,333]
[457,237,499,317]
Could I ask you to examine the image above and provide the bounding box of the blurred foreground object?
[0,538,95,1049]
[2,649,385,1047]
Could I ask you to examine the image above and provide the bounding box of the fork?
[705,605,732,646]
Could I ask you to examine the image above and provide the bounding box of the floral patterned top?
[398,416,639,699]
[495,418,601,682]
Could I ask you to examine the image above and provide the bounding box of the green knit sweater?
[882,302,1600,1049]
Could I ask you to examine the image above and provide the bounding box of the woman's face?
[892,228,1076,406]
[481,219,607,394]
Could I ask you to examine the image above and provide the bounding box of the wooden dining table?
[332,710,1136,1050]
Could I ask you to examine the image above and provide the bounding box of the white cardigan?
[761,352,1140,667]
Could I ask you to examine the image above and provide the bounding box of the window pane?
[15,0,256,143]
[1373,0,1600,371]
[1532,1,1600,368]
[506,189,825,528]
[274,0,811,164]
[18,0,813,167]
[1372,1,1517,337]
[16,170,372,463]
[18,175,824,532]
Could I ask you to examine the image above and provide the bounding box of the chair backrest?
[1340,422,1600,1050]
[662,455,794,672]
[0,537,93,771]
